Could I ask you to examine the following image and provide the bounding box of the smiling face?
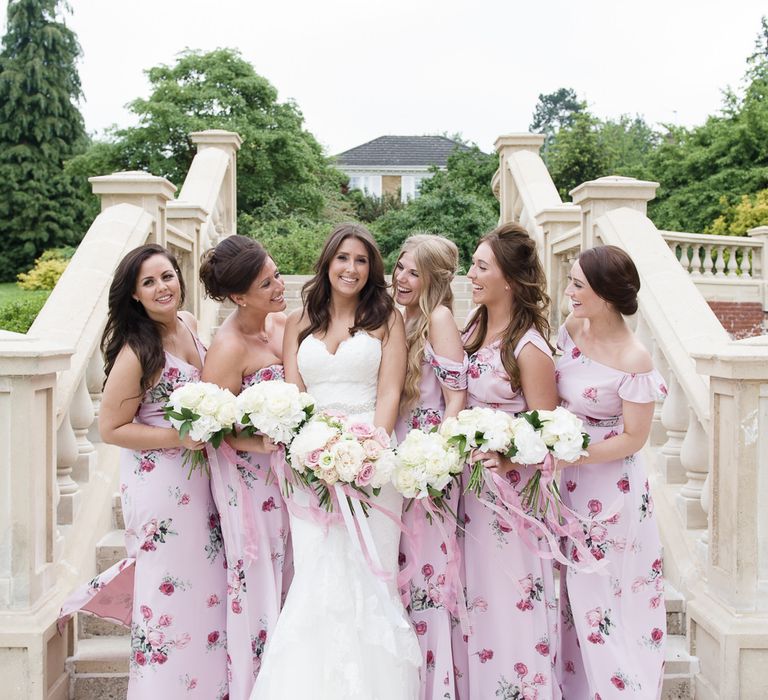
[328,236,370,298]
[133,254,182,317]
[467,241,509,306]
[231,256,286,313]
[565,260,604,318]
[393,250,422,309]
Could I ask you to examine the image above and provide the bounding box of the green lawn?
[0,282,49,304]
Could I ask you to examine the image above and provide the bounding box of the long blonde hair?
[395,233,459,412]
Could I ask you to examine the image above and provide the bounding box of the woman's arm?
[565,399,654,468]
[282,309,307,392]
[374,310,407,434]
[428,306,466,420]
[99,345,204,451]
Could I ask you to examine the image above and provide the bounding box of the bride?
[250,223,421,699]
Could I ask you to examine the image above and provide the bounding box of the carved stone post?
[676,408,709,528]
[657,372,688,483]
[747,225,768,315]
[687,338,768,698]
[86,350,105,444]
[70,375,96,484]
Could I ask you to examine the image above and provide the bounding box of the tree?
[70,49,340,223]
[0,0,87,280]
[707,189,768,236]
[530,87,586,154]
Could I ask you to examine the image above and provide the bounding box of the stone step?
[661,634,698,699]
[112,493,124,529]
[80,613,130,638]
[665,582,686,636]
[95,529,126,574]
[70,636,129,700]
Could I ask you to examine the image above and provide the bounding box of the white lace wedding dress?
[250,331,421,700]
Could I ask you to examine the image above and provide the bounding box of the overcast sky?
[1,1,766,155]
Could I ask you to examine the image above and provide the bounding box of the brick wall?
[707,301,766,339]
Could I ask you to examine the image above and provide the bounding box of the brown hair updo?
[578,245,640,316]
[199,235,268,302]
[463,223,551,391]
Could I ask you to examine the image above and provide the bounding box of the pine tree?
[0,0,87,280]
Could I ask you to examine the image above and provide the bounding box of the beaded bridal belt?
[321,400,376,416]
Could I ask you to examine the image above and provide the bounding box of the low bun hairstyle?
[199,235,268,302]
[578,245,640,316]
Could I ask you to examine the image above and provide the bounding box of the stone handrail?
[661,230,762,278]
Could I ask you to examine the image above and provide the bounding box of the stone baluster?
[650,344,668,447]
[703,243,715,276]
[56,410,80,525]
[738,246,751,277]
[747,225,768,315]
[86,350,105,443]
[676,408,709,528]
[656,372,687,483]
[70,374,96,484]
[671,241,687,272]
[714,244,727,277]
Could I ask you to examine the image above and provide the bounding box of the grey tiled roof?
[334,135,471,167]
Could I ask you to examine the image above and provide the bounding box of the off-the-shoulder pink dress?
[455,326,561,700]
[556,325,667,699]
[396,341,468,700]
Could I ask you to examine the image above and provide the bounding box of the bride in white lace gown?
[250,224,421,700]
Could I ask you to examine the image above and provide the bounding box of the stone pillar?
[535,204,580,330]
[657,372,688,483]
[189,130,242,239]
[89,171,177,246]
[687,338,768,699]
[676,408,709,528]
[570,176,659,250]
[166,202,208,319]
[494,134,546,226]
[0,333,71,609]
[747,225,768,313]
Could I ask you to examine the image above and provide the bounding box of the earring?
[505,286,510,291]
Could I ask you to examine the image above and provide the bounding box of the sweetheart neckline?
[305,331,381,358]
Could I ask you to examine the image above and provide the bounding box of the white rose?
[511,421,549,464]
[332,439,366,482]
[370,449,398,488]
[188,414,220,442]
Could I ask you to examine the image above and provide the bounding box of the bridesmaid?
[59,244,228,698]
[199,235,292,699]
[393,234,467,700]
[556,245,666,698]
[457,223,560,700]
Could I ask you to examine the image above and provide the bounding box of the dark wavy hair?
[199,235,268,302]
[463,223,552,391]
[578,245,640,315]
[101,244,186,393]
[298,223,394,344]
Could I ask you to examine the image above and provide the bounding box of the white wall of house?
[344,167,436,202]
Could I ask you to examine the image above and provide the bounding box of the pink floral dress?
[455,327,561,700]
[59,335,228,699]
[211,365,292,700]
[395,341,468,700]
[556,325,667,699]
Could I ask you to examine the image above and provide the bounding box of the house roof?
[334,135,471,168]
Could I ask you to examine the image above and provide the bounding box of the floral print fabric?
[59,340,228,699]
[556,325,667,699]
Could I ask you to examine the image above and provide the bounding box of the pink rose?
[478,648,494,663]
[134,650,146,666]
[261,368,274,381]
[506,469,521,486]
[516,599,534,611]
[186,678,198,690]
[590,547,605,561]
[232,599,242,614]
[587,632,604,644]
[262,497,276,512]
[535,642,549,656]
[519,575,534,596]
[207,594,220,607]
[587,499,602,514]
[585,608,602,627]
[533,673,546,685]
[258,629,267,642]
[140,604,153,621]
[140,540,156,552]
[207,631,220,645]
[651,558,663,573]
[422,564,434,578]
[179,493,190,505]
[355,462,375,487]
[143,519,158,537]
[362,439,383,460]
[158,614,172,627]
[372,427,390,448]
[175,632,190,649]
[582,387,597,401]
[437,574,446,586]
[610,675,625,690]
[565,660,575,674]
[426,650,434,665]
[306,449,323,466]
[150,651,168,665]
[467,364,480,379]
[159,581,175,596]
[571,347,581,359]
[147,629,165,647]
[349,422,376,440]
[514,662,528,677]
[414,621,427,635]
[616,477,630,493]
[589,524,607,543]
[651,627,663,642]
[566,480,577,493]
[140,459,155,472]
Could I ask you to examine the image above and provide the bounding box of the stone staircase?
[67,491,698,698]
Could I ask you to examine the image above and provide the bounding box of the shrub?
[0,295,49,333]
[17,257,69,290]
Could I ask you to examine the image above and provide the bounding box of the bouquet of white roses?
[512,407,590,519]
[439,407,517,496]
[393,428,463,513]
[163,382,237,477]
[236,380,315,445]
[288,411,396,511]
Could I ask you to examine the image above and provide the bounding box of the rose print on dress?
[515,574,544,612]
[206,629,226,652]
[204,510,224,562]
[135,450,159,478]
[640,627,664,650]
[158,574,189,596]
[130,609,190,676]
[139,518,177,552]
[251,619,268,669]
[474,648,494,663]
[582,386,598,404]
[495,662,548,699]
[609,669,641,692]
[585,607,614,644]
